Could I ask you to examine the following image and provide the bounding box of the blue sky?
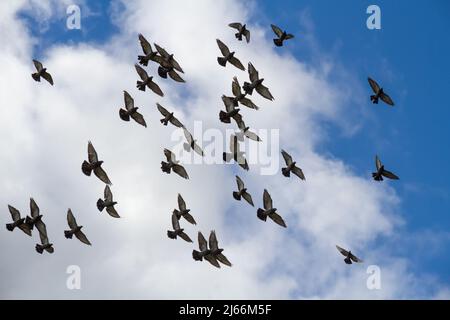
[14,0,450,297]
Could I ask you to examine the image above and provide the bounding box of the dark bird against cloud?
[257,189,287,228]
[192,231,220,268]
[281,150,305,180]
[161,149,189,179]
[228,22,250,43]
[209,230,232,267]
[97,185,120,218]
[231,77,259,110]
[236,119,261,142]
[25,198,46,236]
[368,77,395,106]
[167,212,193,243]
[82,141,112,185]
[119,90,147,127]
[216,39,245,71]
[336,245,363,264]
[233,175,254,207]
[243,62,274,101]
[223,134,249,171]
[219,95,242,125]
[154,43,184,73]
[156,103,184,128]
[138,34,162,66]
[135,64,164,96]
[173,194,197,225]
[64,209,91,245]
[183,128,204,157]
[372,155,399,181]
[6,205,31,236]
[35,220,54,254]
[31,59,53,85]
[271,24,294,47]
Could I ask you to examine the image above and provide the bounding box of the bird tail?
[273,38,283,47]
[81,161,92,176]
[217,57,227,67]
[45,246,54,254]
[136,81,146,91]
[64,230,73,239]
[6,223,15,232]
[232,192,241,201]
[282,167,290,177]
[31,73,40,81]
[235,33,242,40]
[161,161,171,174]
[138,55,148,66]
[96,199,105,212]
[167,230,177,239]
[257,209,267,221]
[372,172,383,181]
[192,250,203,261]
[119,108,130,121]
[35,244,44,254]
[370,95,379,104]
[219,111,231,123]
[344,257,352,264]
[160,119,169,126]
[158,66,168,79]
[243,82,253,95]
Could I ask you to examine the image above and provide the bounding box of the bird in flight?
[281,150,305,180]
[236,119,261,142]
[243,62,274,101]
[257,189,287,228]
[64,209,91,245]
[25,198,46,236]
[372,155,399,181]
[154,43,184,74]
[35,221,54,254]
[216,39,245,71]
[173,194,197,225]
[167,212,193,243]
[231,77,259,110]
[97,185,120,218]
[119,91,147,127]
[161,149,189,179]
[82,141,112,185]
[137,34,162,66]
[271,24,294,47]
[208,231,232,267]
[156,103,184,128]
[233,175,254,207]
[368,77,395,106]
[336,245,363,264]
[183,128,204,157]
[31,59,53,85]
[228,22,250,43]
[135,64,164,96]
[192,231,220,268]
[219,95,242,125]
[6,205,31,236]
[223,134,249,171]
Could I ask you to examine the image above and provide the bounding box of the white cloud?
[0,0,447,299]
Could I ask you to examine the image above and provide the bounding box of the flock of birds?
[6,23,399,268]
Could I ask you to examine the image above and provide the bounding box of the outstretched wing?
[177,194,186,211]
[104,185,113,202]
[336,245,349,257]
[229,56,245,71]
[131,111,147,127]
[183,212,197,225]
[178,232,193,243]
[173,164,189,179]
[75,230,92,246]
[239,97,258,110]
[33,59,43,71]
[244,129,261,142]
[148,80,164,97]
[232,77,242,97]
[205,255,221,268]
[157,103,169,117]
[236,175,245,191]
[94,167,112,185]
[29,198,40,218]
[41,71,54,85]
[8,205,21,221]
[172,212,180,231]
[106,206,120,218]
[292,166,306,180]
[285,33,294,40]
[228,22,242,30]
[164,149,175,162]
[263,189,273,210]
[124,90,134,110]
[350,253,363,263]
[375,155,382,171]
[281,150,293,166]
[135,64,148,81]
[138,33,152,55]
[380,92,395,106]
[198,232,208,251]
[248,62,259,82]
[368,77,380,94]
[216,39,230,57]
[169,115,183,128]
[216,253,232,267]
[154,43,169,58]
[209,230,219,251]
[67,209,78,229]
[256,83,274,101]
[243,30,250,43]
[382,169,399,180]
[269,212,287,228]
[271,24,283,38]
[38,221,49,245]
[168,69,185,83]
[242,191,254,207]
[87,141,98,163]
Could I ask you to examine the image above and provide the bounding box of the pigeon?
[368,77,395,106]
[281,150,305,180]
[167,212,193,243]
[231,77,259,110]
[156,103,184,127]
[243,62,274,101]
[223,134,249,171]
[192,231,220,268]
[216,39,245,71]
[228,22,250,43]
[64,209,91,245]
[24,198,46,236]
[154,43,184,73]
[336,245,363,264]
[119,91,147,127]
[97,185,120,218]
[82,141,112,185]
[236,119,261,142]
[5,205,31,236]
[233,175,254,206]
[173,194,197,225]
[161,149,189,179]
[135,64,164,96]
[138,34,162,66]
[271,24,294,47]
[157,64,185,82]
[219,95,242,124]
[183,128,204,157]
[209,231,232,267]
[257,189,287,228]
[372,155,399,181]
[35,221,54,254]
[31,59,53,85]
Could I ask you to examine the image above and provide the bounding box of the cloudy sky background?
[0,0,449,299]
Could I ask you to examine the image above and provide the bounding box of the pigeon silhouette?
[82,141,112,185]
[161,149,189,179]
[35,220,54,254]
[31,59,53,85]
[336,245,363,264]
[24,198,46,236]
[167,212,193,243]
[231,77,258,110]
[223,134,249,171]
[64,209,91,245]
[219,95,242,125]
[216,39,245,71]
[271,24,294,47]
[97,185,120,218]
[135,64,164,96]
[119,91,147,127]
[154,43,184,73]
[156,103,184,127]
[243,62,274,100]
[209,231,232,267]
[183,128,204,157]
[192,231,220,268]
[6,205,31,236]
[228,22,250,43]
[281,150,305,180]
[138,34,162,66]
[236,119,261,142]
[372,155,399,181]
[173,194,197,225]
[368,77,394,106]
[257,189,287,228]
[233,175,254,206]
